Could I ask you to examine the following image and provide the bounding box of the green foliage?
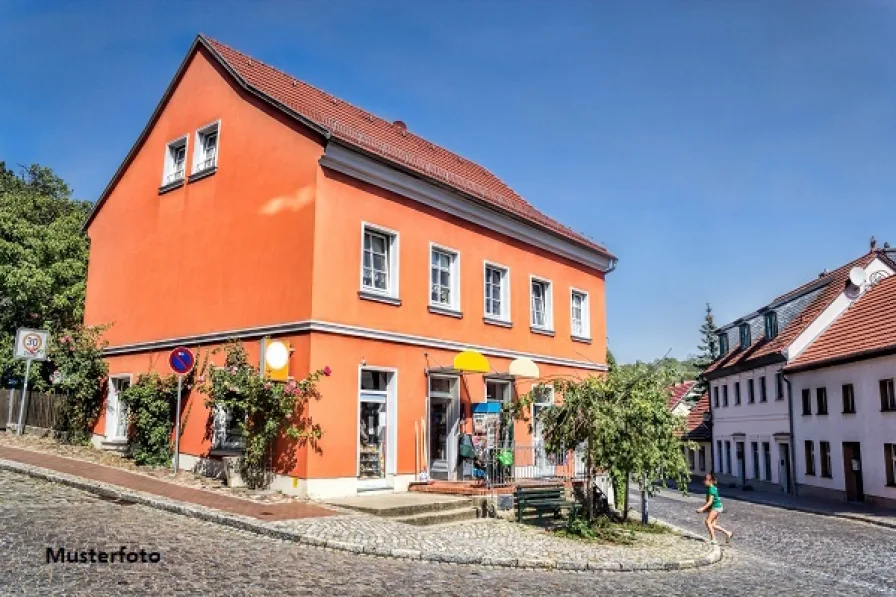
[557,513,637,545]
[48,325,109,445]
[532,361,692,521]
[0,163,92,386]
[695,302,719,394]
[121,371,191,466]
[653,356,701,384]
[200,341,328,489]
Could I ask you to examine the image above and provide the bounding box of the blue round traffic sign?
[169,346,195,375]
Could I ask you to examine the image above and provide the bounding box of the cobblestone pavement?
[2,471,895,596]
[271,511,709,567]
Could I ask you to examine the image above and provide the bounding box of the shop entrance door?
[428,375,459,481]
[358,368,396,491]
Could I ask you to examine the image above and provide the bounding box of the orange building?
[83,35,616,499]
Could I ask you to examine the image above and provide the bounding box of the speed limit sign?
[14,328,49,361]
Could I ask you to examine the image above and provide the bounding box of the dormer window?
[764,311,778,340]
[740,323,751,348]
[191,120,220,179]
[718,333,729,356]
[160,135,188,191]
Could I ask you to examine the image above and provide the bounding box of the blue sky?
[2,1,895,363]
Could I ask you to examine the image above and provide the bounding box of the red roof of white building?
[786,272,896,372]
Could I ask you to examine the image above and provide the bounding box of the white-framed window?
[192,120,220,174]
[360,223,399,298]
[570,288,590,339]
[161,135,188,187]
[530,276,553,331]
[532,384,554,442]
[429,244,460,311]
[485,379,512,403]
[483,262,510,322]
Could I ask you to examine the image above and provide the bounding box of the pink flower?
[323,366,332,377]
[264,382,272,390]
[230,366,238,374]
[197,375,205,383]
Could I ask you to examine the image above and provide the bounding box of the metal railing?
[164,169,185,185]
[481,444,588,488]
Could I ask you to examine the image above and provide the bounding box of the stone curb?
[0,458,721,572]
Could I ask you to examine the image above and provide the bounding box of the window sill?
[158,179,185,194]
[209,447,243,457]
[886,483,896,489]
[428,305,462,319]
[821,474,833,479]
[484,317,512,328]
[530,326,555,337]
[571,335,592,344]
[358,290,401,306]
[842,411,856,415]
[881,409,896,413]
[817,412,829,416]
[188,166,217,183]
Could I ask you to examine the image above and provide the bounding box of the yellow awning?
[453,350,490,373]
[508,357,539,379]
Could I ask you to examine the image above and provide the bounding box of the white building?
[704,246,894,495]
[785,271,896,509]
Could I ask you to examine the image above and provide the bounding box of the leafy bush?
[121,370,194,466]
[556,513,636,545]
[48,325,109,444]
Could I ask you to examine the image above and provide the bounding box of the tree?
[0,163,92,387]
[695,303,719,394]
[696,303,719,367]
[537,362,691,521]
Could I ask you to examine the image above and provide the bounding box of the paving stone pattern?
[271,513,708,569]
[2,471,895,596]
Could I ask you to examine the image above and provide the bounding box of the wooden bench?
[514,484,577,523]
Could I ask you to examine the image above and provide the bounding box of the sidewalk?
[0,445,334,521]
[0,444,720,572]
[685,480,896,530]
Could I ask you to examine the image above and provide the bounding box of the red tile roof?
[667,381,697,410]
[786,272,896,371]
[704,251,883,376]
[200,36,613,259]
[686,393,710,433]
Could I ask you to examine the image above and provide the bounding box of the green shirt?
[707,485,722,509]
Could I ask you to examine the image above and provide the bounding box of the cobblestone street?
[1,471,894,596]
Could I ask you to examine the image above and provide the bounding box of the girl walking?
[696,473,733,545]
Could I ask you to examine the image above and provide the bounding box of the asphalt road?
[1,471,894,596]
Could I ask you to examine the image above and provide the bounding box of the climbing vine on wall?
[120,368,195,467]
[199,341,329,489]
[48,325,109,445]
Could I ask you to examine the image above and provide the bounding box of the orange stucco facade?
[85,40,612,498]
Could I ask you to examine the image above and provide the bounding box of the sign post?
[14,328,49,435]
[168,346,195,474]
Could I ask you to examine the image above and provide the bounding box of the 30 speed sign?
[14,328,49,361]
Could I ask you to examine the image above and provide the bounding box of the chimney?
[818,269,828,278]
[870,236,877,251]
[393,120,407,132]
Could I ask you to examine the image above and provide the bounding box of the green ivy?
[48,325,109,445]
[199,341,328,489]
[121,370,194,466]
